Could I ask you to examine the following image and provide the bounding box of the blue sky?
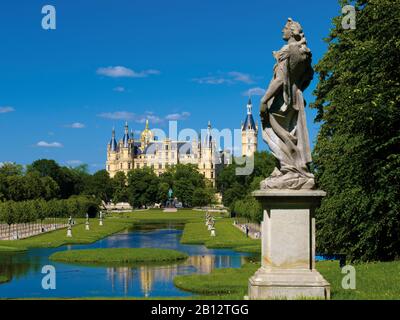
[0,0,341,172]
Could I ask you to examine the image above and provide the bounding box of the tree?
[311,0,400,261]
[83,170,113,203]
[127,168,159,208]
[0,162,24,176]
[192,187,214,207]
[216,151,275,208]
[112,172,128,203]
[157,182,170,204]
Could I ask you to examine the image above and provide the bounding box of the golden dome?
[140,119,153,146]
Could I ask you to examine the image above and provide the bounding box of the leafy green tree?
[216,151,275,208]
[0,162,24,176]
[311,0,400,261]
[157,182,170,204]
[127,168,159,208]
[112,171,128,203]
[233,196,262,223]
[174,179,195,207]
[192,187,215,207]
[83,170,113,202]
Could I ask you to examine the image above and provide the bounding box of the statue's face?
[282,25,291,40]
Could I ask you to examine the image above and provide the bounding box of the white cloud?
[165,112,191,121]
[228,72,255,84]
[97,66,160,78]
[66,160,83,166]
[193,71,256,85]
[243,87,265,97]
[97,111,163,124]
[66,122,85,129]
[98,111,135,120]
[0,106,15,114]
[36,141,63,148]
[113,86,125,92]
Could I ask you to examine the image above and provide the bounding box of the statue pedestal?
[248,190,330,300]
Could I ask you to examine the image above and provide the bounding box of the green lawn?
[50,248,188,265]
[0,220,131,250]
[180,218,260,252]
[108,209,210,224]
[0,275,10,284]
[174,260,400,300]
[0,245,27,253]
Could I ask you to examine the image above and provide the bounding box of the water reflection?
[105,255,250,297]
[0,224,252,298]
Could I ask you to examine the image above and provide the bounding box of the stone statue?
[260,18,315,190]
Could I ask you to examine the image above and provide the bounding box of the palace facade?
[106,99,258,184]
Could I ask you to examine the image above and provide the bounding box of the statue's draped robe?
[261,43,315,190]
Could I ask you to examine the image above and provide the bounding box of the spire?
[145,119,149,130]
[130,129,134,140]
[123,122,129,147]
[110,127,117,152]
[243,99,256,131]
[247,98,253,115]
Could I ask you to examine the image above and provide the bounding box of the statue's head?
[282,18,303,41]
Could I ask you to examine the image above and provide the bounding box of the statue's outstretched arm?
[260,77,283,114]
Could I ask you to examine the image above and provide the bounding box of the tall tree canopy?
[311,0,400,261]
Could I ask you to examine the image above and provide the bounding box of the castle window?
[165,145,169,150]
[159,164,162,169]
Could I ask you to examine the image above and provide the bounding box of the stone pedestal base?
[248,267,330,300]
[248,189,330,300]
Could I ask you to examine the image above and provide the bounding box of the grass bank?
[0,275,10,284]
[180,219,260,253]
[0,220,131,250]
[109,209,211,224]
[0,245,27,253]
[50,248,188,265]
[174,260,400,300]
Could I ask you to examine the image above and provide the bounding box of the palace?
[106,99,258,184]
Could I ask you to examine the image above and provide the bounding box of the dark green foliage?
[83,170,113,202]
[0,196,99,225]
[216,151,275,222]
[112,171,129,203]
[192,187,215,207]
[233,196,263,223]
[311,0,400,261]
[127,167,160,208]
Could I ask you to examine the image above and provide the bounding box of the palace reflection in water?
[106,255,248,296]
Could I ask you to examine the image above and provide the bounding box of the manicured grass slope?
[180,219,260,252]
[109,209,212,224]
[175,260,400,300]
[50,248,188,265]
[0,275,10,284]
[0,245,27,253]
[0,220,130,250]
